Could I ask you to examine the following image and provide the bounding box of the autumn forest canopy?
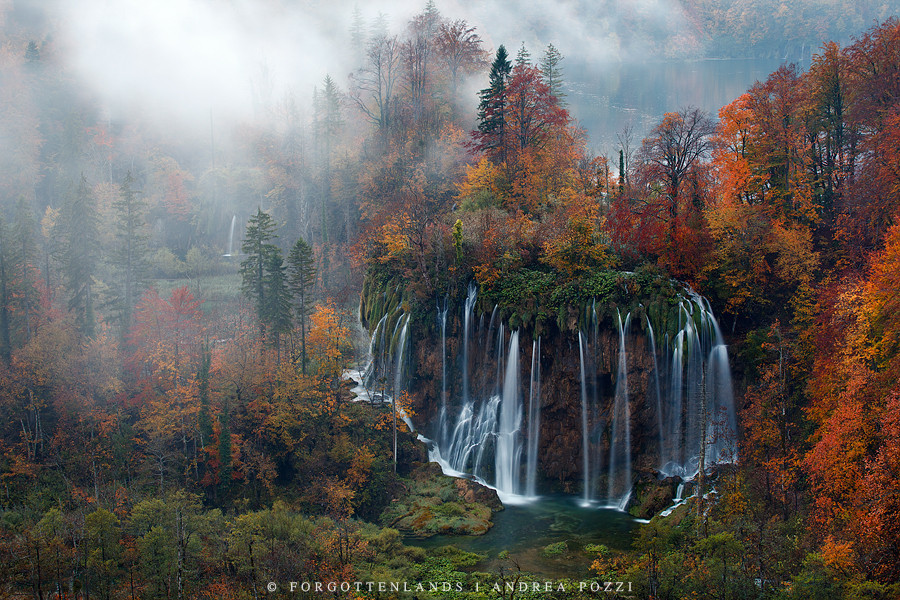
[1,0,900,599]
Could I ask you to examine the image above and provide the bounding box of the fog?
[36,0,690,132]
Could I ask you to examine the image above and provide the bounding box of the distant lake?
[567,58,787,153]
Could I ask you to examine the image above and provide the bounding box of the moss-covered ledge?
[380,463,503,538]
[361,261,715,351]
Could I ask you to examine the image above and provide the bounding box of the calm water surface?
[568,58,788,152]
[407,496,637,579]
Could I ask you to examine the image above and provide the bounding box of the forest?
[1,0,900,598]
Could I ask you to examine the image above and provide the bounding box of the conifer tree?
[515,42,531,67]
[262,250,292,354]
[350,5,367,65]
[540,43,566,104]
[287,237,316,374]
[11,199,38,345]
[56,174,100,338]
[0,202,37,364]
[240,208,280,336]
[24,40,40,63]
[476,45,512,162]
[111,172,149,335]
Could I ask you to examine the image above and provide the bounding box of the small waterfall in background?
[224,215,237,257]
[354,298,407,405]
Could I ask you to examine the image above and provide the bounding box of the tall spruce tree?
[56,174,100,338]
[287,237,316,374]
[262,250,292,354]
[515,42,531,67]
[350,5,367,65]
[111,172,149,335]
[540,43,566,104]
[11,199,38,345]
[476,45,512,163]
[240,208,282,339]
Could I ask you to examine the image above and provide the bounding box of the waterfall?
[495,331,522,496]
[578,330,592,505]
[431,325,530,504]
[392,314,414,431]
[658,295,738,478]
[462,284,477,407]
[607,310,632,507]
[438,298,449,441]
[225,215,236,256]
[525,337,541,498]
[355,278,738,511]
[663,316,685,474]
[646,316,665,469]
[703,296,737,464]
[495,323,505,396]
[353,313,389,404]
[393,314,410,395]
[684,304,703,474]
[589,305,603,502]
[472,396,500,479]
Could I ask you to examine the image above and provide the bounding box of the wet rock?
[627,474,680,519]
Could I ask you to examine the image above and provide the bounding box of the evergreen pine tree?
[239,208,280,336]
[540,43,566,104]
[56,174,100,338]
[317,75,343,247]
[24,40,40,64]
[111,172,149,335]
[423,0,441,35]
[287,237,316,374]
[261,250,292,354]
[371,12,389,39]
[515,42,531,67]
[11,199,38,345]
[350,5,367,65]
[476,45,512,162]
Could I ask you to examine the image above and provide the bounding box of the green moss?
[364,257,699,347]
[379,466,497,538]
[541,541,568,557]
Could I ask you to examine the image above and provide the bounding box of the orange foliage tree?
[805,221,900,582]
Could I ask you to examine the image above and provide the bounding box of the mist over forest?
[2,0,900,598]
